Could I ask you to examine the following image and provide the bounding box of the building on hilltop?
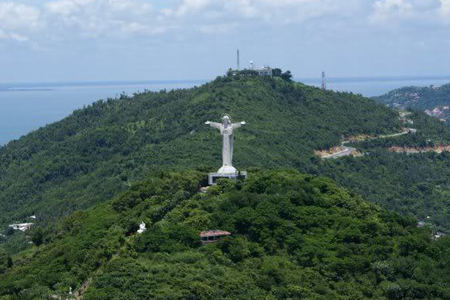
[254,66,272,76]
[249,61,272,76]
[231,51,273,76]
[228,57,283,79]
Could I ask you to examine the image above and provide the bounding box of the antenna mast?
[321,71,326,90]
[237,49,240,71]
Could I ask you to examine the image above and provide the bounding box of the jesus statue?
[206,115,246,174]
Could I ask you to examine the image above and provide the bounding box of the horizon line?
[1,75,450,88]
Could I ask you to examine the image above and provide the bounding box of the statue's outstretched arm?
[232,121,246,129]
[205,121,222,129]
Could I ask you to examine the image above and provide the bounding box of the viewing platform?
[208,171,247,185]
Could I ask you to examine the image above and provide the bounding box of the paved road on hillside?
[323,146,357,159]
[323,128,416,160]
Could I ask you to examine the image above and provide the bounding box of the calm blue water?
[304,76,450,96]
[0,81,203,146]
[1,76,450,146]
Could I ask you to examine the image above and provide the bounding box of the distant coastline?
[0,80,206,92]
[1,76,450,93]
[299,75,450,85]
[1,88,54,92]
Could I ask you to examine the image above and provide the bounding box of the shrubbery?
[2,170,449,299]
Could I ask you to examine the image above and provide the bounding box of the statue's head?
[222,115,231,126]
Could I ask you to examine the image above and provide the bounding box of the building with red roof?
[200,230,231,244]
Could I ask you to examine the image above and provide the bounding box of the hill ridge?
[0,75,401,234]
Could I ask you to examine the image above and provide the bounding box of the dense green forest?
[2,170,450,300]
[4,73,450,291]
[317,151,450,233]
[374,83,450,120]
[313,110,450,232]
[3,74,450,299]
[0,74,401,240]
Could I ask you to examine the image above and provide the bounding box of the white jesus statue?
[206,115,246,174]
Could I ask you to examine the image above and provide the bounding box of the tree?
[0,250,11,274]
[272,68,283,77]
[4,227,14,236]
[281,70,293,82]
[31,228,44,247]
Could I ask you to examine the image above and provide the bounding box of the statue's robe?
[209,122,243,171]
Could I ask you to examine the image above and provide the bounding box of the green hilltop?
[2,73,450,299]
[4,73,450,251]
[2,170,450,300]
[0,74,400,233]
[374,83,450,120]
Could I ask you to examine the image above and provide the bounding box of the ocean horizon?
[1,75,450,146]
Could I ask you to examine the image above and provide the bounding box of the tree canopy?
[2,170,450,300]
[0,74,402,248]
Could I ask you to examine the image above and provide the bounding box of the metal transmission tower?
[321,71,327,90]
[237,49,240,71]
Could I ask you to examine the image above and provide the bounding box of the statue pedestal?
[208,171,247,186]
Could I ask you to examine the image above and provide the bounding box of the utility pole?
[321,71,326,90]
[237,49,240,71]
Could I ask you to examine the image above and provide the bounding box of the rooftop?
[200,230,231,238]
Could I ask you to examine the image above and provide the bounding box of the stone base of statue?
[208,171,247,186]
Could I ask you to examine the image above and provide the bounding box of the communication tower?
[322,71,327,90]
[237,49,240,71]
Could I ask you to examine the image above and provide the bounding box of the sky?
[1,0,450,82]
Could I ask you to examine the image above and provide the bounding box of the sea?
[1,76,450,146]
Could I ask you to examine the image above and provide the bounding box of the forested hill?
[0,74,401,232]
[374,83,450,120]
[2,170,450,299]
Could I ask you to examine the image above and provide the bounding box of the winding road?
[322,128,416,160]
[322,144,358,160]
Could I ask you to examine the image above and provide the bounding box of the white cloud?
[119,22,167,35]
[44,0,160,38]
[175,0,361,23]
[9,33,29,42]
[0,2,41,30]
[370,0,450,26]
[0,2,41,44]
[46,0,152,16]
[440,0,450,16]
[371,0,413,22]
[198,23,237,34]
[4,0,450,50]
[0,29,30,43]
[176,0,211,16]
[109,0,152,15]
[45,0,81,16]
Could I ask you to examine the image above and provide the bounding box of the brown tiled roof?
[200,230,231,238]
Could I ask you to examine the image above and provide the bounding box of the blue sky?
[1,0,450,82]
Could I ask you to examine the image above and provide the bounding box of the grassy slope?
[2,170,450,300]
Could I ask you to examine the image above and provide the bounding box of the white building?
[254,66,272,76]
[249,61,272,76]
[9,223,34,232]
